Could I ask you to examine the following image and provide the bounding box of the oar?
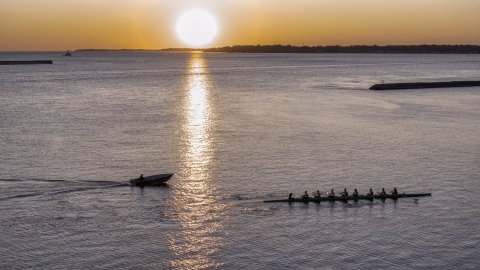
[367,192,378,203]
[372,194,382,204]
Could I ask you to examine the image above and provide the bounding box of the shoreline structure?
[370,81,480,90]
[0,60,52,65]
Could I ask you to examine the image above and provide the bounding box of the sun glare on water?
[176,10,217,46]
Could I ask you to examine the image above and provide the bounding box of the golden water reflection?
[169,53,223,269]
[184,55,213,182]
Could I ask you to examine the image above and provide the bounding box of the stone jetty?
[0,60,53,65]
[370,81,480,90]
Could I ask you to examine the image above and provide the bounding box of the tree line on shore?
[201,44,480,54]
[77,44,480,54]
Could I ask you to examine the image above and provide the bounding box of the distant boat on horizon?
[63,50,72,56]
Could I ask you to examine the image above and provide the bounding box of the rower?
[352,189,359,197]
[341,188,349,197]
[327,189,335,198]
[288,193,293,199]
[138,174,145,181]
[378,188,386,195]
[314,190,321,198]
[367,188,374,196]
[302,191,309,199]
[391,188,398,195]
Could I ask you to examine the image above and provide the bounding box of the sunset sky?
[1,0,479,51]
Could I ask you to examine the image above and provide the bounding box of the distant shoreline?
[76,44,480,54]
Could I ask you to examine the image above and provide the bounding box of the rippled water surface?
[1,52,479,269]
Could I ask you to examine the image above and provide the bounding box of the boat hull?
[130,174,174,186]
[264,193,431,203]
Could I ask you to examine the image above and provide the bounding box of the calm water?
[1,52,479,269]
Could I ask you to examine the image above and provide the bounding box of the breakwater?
[0,60,53,65]
[370,81,480,90]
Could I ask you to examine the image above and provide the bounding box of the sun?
[176,10,217,46]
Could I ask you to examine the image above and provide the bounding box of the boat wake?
[0,178,24,182]
[0,179,130,202]
[0,193,44,201]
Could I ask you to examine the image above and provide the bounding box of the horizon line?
[2,43,480,53]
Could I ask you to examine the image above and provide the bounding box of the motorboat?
[130,173,174,186]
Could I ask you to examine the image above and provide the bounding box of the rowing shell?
[263,193,431,203]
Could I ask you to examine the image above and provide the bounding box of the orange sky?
[1,0,479,51]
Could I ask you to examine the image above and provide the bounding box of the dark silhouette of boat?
[63,50,72,56]
[129,174,174,186]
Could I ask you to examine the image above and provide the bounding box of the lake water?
[1,52,479,269]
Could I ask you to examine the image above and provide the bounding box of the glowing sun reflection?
[184,56,212,181]
[169,53,223,269]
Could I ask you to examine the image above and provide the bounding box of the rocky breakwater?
[0,60,53,65]
[370,81,480,90]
